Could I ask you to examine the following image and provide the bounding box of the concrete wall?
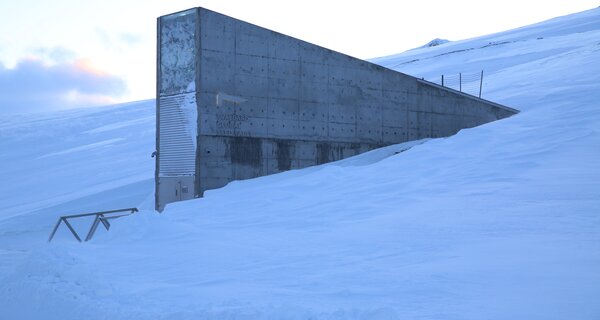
[156,9,199,209]
[156,7,518,211]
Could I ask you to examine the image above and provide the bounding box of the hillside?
[1,8,600,320]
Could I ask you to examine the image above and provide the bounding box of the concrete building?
[155,7,518,211]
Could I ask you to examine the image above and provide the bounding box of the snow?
[1,8,600,320]
[418,38,450,48]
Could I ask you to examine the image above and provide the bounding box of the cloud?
[0,56,127,115]
[33,47,77,64]
[119,32,144,45]
[95,28,145,52]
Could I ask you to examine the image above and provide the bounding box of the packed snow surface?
[1,8,600,320]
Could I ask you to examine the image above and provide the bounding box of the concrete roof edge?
[159,7,519,116]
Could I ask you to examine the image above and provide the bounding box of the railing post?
[459,72,462,92]
[100,214,111,230]
[48,218,63,242]
[85,215,103,241]
[63,218,82,242]
[479,70,484,98]
[441,74,444,86]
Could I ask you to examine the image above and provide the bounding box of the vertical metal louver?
[158,93,197,177]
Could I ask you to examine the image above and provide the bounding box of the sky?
[0,0,597,115]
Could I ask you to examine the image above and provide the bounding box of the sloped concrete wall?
[194,8,517,194]
[156,7,518,210]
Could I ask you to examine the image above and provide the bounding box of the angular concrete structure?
[155,7,518,211]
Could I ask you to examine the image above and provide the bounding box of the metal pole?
[85,215,102,241]
[63,218,82,242]
[459,73,462,92]
[100,214,111,230]
[479,70,484,98]
[441,74,444,86]
[48,218,63,242]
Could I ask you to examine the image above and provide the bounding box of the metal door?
[156,93,197,211]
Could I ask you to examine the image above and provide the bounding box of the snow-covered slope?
[1,8,600,320]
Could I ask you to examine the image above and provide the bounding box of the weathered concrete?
[156,7,518,211]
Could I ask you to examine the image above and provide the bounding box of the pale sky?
[0,0,597,114]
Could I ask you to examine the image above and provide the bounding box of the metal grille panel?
[158,93,197,176]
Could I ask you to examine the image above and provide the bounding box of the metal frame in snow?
[48,208,139,242]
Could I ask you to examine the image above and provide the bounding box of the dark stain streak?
[229,137,262,167]
[276,141,292,171]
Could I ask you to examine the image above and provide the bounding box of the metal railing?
[430,70,484,98]
[48,208,138,242]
